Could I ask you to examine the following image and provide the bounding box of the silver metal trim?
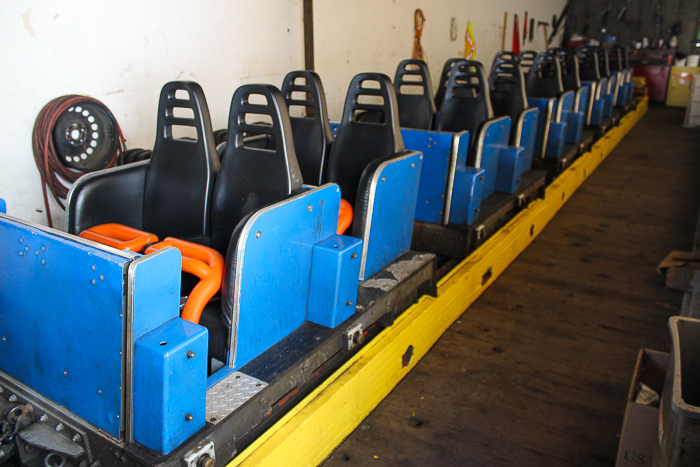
[513,107,536,147]
[539,99,555,159]
[124,246,179,444]
[228,183,339,369]
[573,88,582,114]
[358,152,419,281]
[585,82,596,126]
[442,130,468,226]
[473,116,510,168]
[0,213,137,260]
[555,91,574,122]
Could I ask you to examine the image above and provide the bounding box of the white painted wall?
[0,0,565,228]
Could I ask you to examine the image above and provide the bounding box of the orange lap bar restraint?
[79,223,159,252]
[145,238,224,325]
[338,199,353,235]
[79,223,224,325]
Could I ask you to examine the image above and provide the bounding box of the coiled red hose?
[32,95,125,227]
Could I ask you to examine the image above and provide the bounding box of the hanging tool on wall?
[523,12,528,44]
[597,5,611,33]
[549,4,568,45]
[412,9,426,61]
[502,12,508,51]
[513,14,521,54]
[538,21,550,46]
[32,96,126,227]
[530,17,535,42]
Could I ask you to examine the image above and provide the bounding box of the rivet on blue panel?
[306,234,363,328]
[134,318,208,455]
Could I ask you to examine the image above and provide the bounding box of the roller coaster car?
[607,46,635,110]
[397,59,545,257]
[0,79,435,467]
[524,52,580,168]
[550,48,596,153]
[577,46,617,132]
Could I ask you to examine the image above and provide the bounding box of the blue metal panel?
[545,121,567,159]
[134,317,208,455]
[449,167,485,226]
[577,86,590,114]
[0,199,5,214]
[478,118,511,199]
[528,97,554,160]
[581,82,604,126]
[495,146,526,194]
[306,234,363,328]
[129,248,181,341]
[516,108,540,173]
[402,129,461,224]
[361,152,422,280]
[0,214,132,438]
[565,111,585,144]
[232,184,340,370]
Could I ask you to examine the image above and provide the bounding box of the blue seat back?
[281,71,333,185]
[394,59,436,130]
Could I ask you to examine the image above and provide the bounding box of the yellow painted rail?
[227,98,648,467]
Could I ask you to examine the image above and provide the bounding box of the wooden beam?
[303,0,314,71]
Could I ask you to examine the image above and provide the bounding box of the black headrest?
[577,47,601,81]
[518,50,538,78]
[607,47,623,72]
[281,70,333,185]
[143,81,220,239]
[394,59,437,130]
[620,47,629,69]
[210,84,303,254]
[326,73,404,209]
[435,60,493,143]
[434,58,462,110]
[526,52,564,98]
[596,48,611,77]
[489,57,528,122]
[557,49,581,91]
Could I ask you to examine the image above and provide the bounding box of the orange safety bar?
[79,223,159,252]
[338,199,353,235]
[145,238,224,325]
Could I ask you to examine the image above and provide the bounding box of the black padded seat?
[281,71,333,185]
[434,58,462,110]
[393,59,437,130]
[557,49,581,92]
[608,47,623,72]
[210,84,303,255]
[325,72,404,218]
[67,81,220,239]
[518,50,538,79]
[434,60,493,158]
[489,57,528,124]
[577,46,601,82]
[526,52,564,99]
[596,48,611,77]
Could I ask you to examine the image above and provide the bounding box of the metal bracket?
[182,438,215,467]
[516,193,526,208]
[342,323,364,351]
[474,225,486,241]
